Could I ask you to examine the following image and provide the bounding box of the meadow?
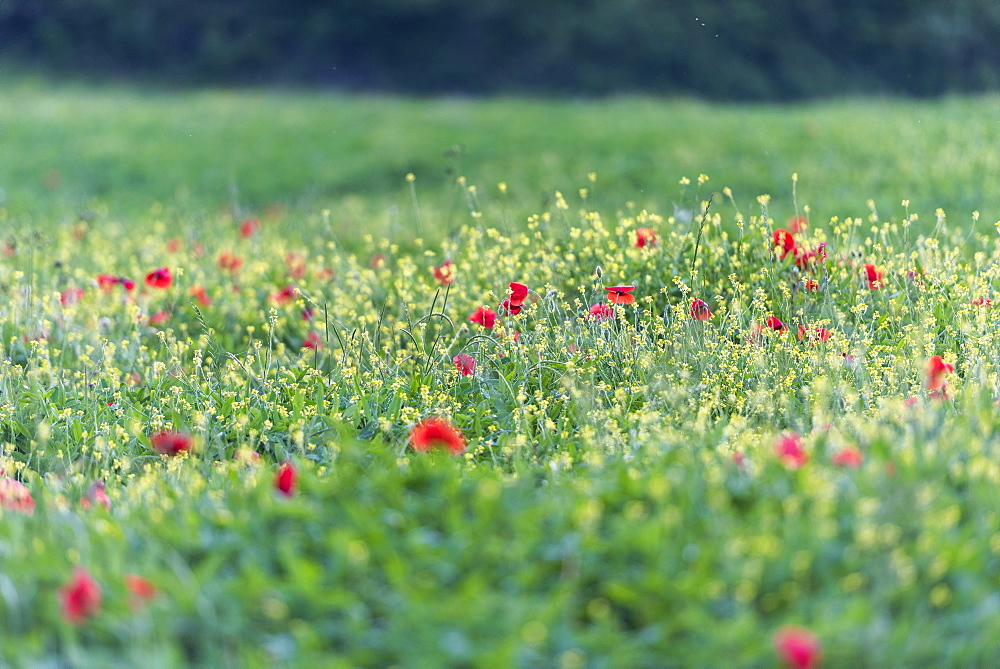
[0,79,999,666]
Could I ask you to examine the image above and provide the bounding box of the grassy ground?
[0,79,998,665]
[5,78,1000,239]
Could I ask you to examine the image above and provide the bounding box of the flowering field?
[1,83,999,665]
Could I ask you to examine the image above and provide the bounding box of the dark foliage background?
[2,0,999,99]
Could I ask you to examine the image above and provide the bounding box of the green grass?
[0,78,999,665]
[5,78,1000,238]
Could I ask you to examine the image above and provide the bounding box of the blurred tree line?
[2,0,999,99]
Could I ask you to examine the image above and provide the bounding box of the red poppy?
[499,299,522,316]
[61,567,101,625]
[285,252,307,279]
[145,267,172,289]
[787,216,808,234]
[588,303,614,321]
[190,285,212,306]
[773,229,796,259]
[926,355,953,398]
[803,279,820,292]
[61,287,85,305]
[690,298,712,321]
[239,217,261,238]
[96,274,119,291]
[218,250,243,273]
[863,263,883,290]
[453,353,476,376]
[508,282,529,306]
[765,316,789,333]
[635,227,657,248]
[410,417,466,455]
[272,285,297,305]
[148,311,170,327]
[797,325,831,344]
[432,260,455,285]
[774,433,808,469]
[97,274,134,292]
[80,481,110,511]
[165,238,182,253]
[150,431,192,456]
[971,297,993,307]
[605,286,636,305]
[302,331,322,350]
[0,477,34,514]
[773,626,821,669]
[795,243,828,269]
[124,574,157,607]
[369,254,387,270]
[832,446,864,469]
[469,306,496,328]
[274,462,297,497]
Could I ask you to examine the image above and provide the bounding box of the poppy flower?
[690,298,712,321]
[433,260,455,285]
[765,316,789,333]
[165,238,182,253]
[150,431,192,456]
[124,574,157,608]
[96,274,119,291]
[774,433,808,469]
[97,274,134,292]
[80,481,110,511]
[274,462,297,497]
[795,243,828,269]
[145,267,172,289]
[797,325,831,344]
[773,229,796,259]
[410,417,466,455]
[863,263,883,290]
[61,567,101,625]
[218,250,243,272]
[61,287,85,305]
[832,446,864,469]
[605,286,636,305]
[508,282,529,306]
[635,227,657,248]
[453,353,476,376]
[803,279,820,292]
[190,285,212,306]
[971,297,993,307]
[787,216,808,234]
[148,311,170,327]
[369,254,387,270]
[926,355,953,398]
[301,331,322,350]
[499,299,522,316]
[285,253,307,280]
[239,217,261,238]
[773,626,821,669]
[0,477,34,514]
[588,303,614,321]
[272,285,296,306]
[469,306,496,328]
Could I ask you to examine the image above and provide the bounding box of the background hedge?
[2,0,1000,99]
